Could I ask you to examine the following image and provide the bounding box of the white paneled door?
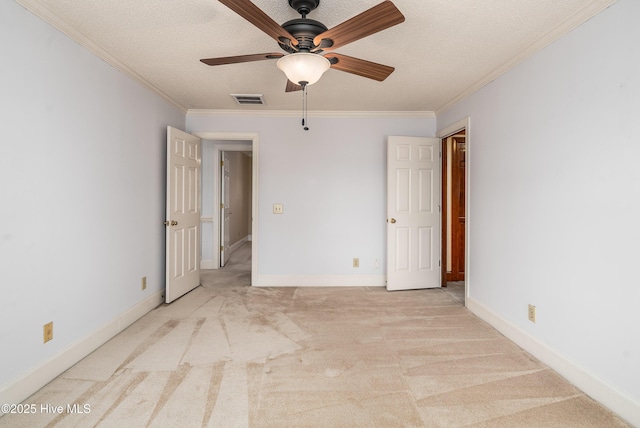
[165,127,201,303]
[220,152,231,267]
[387,136,441,291]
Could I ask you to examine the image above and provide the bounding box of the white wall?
[438,0,639,423]
[187,114,435,285]
[201,140,217,265]
[0,1,184,403]
[227,151,252,245]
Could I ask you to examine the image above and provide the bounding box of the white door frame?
[193,132,258,286]
[436,116,471,302]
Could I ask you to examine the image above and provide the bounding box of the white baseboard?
[254,275,386,287]
[0,290,164,406]
[466,297,640,426]
[228,236,248,255]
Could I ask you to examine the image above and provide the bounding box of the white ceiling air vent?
[231,94,265,105]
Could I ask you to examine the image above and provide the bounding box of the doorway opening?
[437,117,470,304]
[193,132,259,286]
[443,129,466,282]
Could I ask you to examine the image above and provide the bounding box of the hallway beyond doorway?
[204,241,251,287]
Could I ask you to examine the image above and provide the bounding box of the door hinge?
[220,245,224,251]
[220,160,224,166]
[221,203,225,209]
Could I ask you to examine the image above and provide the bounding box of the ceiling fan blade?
[313,1,404,51]
[200,53,283,66]
[285,80,303,92]
[326,53,395,81]
[219,0,297,46]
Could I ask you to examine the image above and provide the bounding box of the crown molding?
[15,0,188,114]
[436,0,618,116]
[187,109,435,118]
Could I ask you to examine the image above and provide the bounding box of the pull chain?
[300,81,309,131]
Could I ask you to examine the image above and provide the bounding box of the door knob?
[389,218,396,224]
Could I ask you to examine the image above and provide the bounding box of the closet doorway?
[442,129,466,283]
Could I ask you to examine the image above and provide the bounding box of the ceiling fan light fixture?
[277,52,330,86]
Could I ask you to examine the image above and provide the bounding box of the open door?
[386,136,441,291]
[220,152,231,267]
[165,126,201,303]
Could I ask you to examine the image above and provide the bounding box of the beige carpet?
[0,244,629,427]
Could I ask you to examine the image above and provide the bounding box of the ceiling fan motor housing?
[288,0,320,17]
[281,18,327,52]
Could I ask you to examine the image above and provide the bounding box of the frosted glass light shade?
[277,53,331,86]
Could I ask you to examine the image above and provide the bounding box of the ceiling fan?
[200,0,405,92]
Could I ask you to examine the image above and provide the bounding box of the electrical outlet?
[528,304,536,323]
[273,204,284,214]
[141,276,147,290]
[353,258,360,268]
[43,322,53,343]
[373,259,380,269]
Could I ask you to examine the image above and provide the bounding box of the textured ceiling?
[17,0,614,112]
